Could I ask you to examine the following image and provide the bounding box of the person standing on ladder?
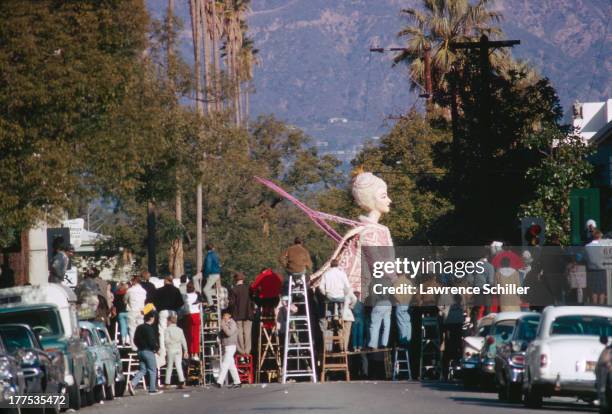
[202,243,222,306]
[229,272,254,358]
[279,237,313,294]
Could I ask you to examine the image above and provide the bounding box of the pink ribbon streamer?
[254,176,360,243]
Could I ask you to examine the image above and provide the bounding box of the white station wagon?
[523,306,612,408]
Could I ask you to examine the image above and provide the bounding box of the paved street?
[80,381,596,414]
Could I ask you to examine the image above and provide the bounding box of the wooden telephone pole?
[449,35,520,139]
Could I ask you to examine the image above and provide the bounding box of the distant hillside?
[148,0,612,156]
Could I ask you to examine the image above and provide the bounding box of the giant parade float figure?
[256,168,394,294]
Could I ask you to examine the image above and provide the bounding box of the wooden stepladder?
[320,302,349,382]
[257,315,281,383]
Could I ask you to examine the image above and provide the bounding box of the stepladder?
[320,302,350,382]
[420,315,442,380]
[393,347,412,380]
[257,314,281,383]
[201,285,223,385]
[282,273,317,383]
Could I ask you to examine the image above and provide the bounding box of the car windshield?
[550,315,612,336]
[96,328,110,345]
[515,316,540,341]
[80,328,95,346]
[0,309,62,338]
[0,326,34,353]
[493,320,515,339]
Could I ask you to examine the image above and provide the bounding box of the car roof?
[542,306,612,318]
[78,320,96,329]
[478,313,497,326]
[0,304,57,313]
[0,323,34,332]
[517,312,540,321]
[493,312,525,323]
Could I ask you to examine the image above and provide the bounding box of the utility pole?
[449,35,520,139]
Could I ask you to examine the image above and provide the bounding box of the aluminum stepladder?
[201,284,223,385]
[256,313,280,383]
[282,273,317,383]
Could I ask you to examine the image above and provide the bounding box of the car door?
[94,326,115,384]
[30,329,63,394]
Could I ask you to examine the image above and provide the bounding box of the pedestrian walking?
[229,272,254,356]
[128,312,162,395]
[163,313,188,389]
[213,311,241,388]
[203,244,222,305]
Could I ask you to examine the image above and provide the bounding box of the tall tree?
[393,0,502,94]
[0,0,149,247]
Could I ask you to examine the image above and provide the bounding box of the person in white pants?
[164,313,188,388]
[214,311,241,388]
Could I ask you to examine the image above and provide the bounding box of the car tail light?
[511,354,525,366]
[486,336,495,345]
[465,351,471,357]
[540,354,548,367]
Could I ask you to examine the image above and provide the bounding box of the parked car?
[0,285,93,410]
[494,313,541,402]
[0,334,25,414]
[479,312,524,389]
[79,320,125,401]
[0,323,65,412]
[523,306,612,408]
[595,335,612,414]
[462,313,496,387]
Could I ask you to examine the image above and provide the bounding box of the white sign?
[62,218,85,248]
[63,268,78,289]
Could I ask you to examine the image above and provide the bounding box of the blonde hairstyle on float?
[351,167,387,212]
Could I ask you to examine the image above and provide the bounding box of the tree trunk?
[211,1,222,111]
[192,0,207,273]
[147,200,157,275]
[196,183,203,273]
[167,0,184,279]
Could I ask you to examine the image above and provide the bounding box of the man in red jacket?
[250,269,283,319]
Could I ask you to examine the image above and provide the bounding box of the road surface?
[80,381,596,414]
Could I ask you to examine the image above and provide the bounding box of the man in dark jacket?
[229,272,254,355]
[139,271,157,304]
[129,312,162,395]
[152,276,184,362]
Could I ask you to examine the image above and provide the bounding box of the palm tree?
[394,0,502,94]
[238,35,259,127]
[222,0,250,125]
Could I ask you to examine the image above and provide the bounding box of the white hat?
[586,219,597,229]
